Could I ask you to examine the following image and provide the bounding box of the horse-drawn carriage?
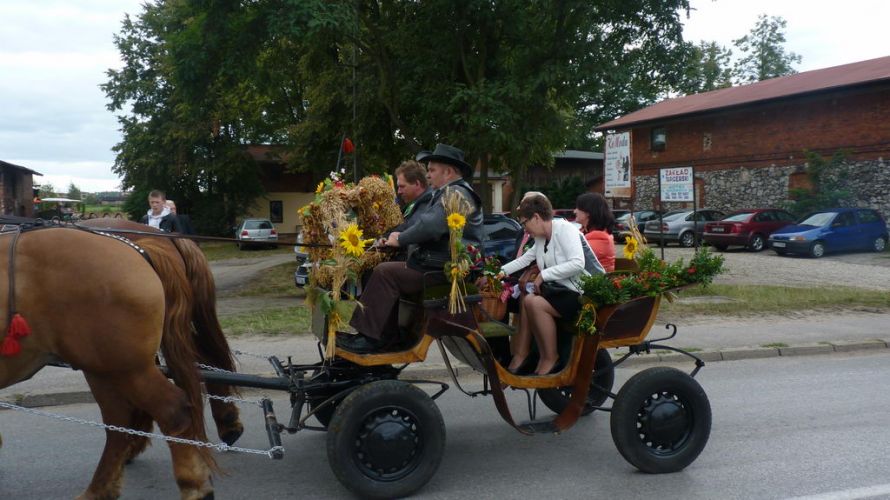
[193,270,712,498]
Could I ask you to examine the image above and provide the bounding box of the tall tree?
[67,182,83,201]
[732,14,801,84]
[677,41,733,95]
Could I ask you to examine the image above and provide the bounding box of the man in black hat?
[340,143,483,353]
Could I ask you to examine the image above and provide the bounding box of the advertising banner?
[659,166,695,202]
[604,132,632,199]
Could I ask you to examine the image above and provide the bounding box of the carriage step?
[260,398,285,459]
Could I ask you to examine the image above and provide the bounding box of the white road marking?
[787,484,890,500]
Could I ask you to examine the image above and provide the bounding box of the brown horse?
[78,218,244,448]
[0,227,215,499]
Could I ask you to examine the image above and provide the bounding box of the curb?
[3,339,890,409]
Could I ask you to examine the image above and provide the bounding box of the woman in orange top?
[573,192,616,272]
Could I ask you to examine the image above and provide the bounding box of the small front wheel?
[611,367,711,474]
[748,234,765,252]
[810,241,825,258]
[327,380,445,499]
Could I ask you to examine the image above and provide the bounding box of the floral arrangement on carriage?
[574,233,726,336]
[300,170,403,357]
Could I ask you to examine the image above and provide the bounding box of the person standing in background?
[166,200,194,235]
[141,190,182,233]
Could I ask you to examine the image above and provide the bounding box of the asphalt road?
[3,352,890,499]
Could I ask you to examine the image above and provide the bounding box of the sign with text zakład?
[604,132,632,199]
[659,166,694,202]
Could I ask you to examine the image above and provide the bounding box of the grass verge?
[662,284,890,316]
[236,262,302,298]
[201,241,292,261]
[219,307,310,336]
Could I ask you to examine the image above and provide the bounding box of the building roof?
[0,159,42,176]
[595,55,890,131]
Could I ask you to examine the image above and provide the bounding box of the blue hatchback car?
[768,208,888,258]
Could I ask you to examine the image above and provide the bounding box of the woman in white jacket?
[497,194,590,375]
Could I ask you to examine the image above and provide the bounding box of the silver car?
[643,209,725,247]
[235,218,278,249]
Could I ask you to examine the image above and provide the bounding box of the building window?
[651,127,666,151]
[269,200,283,223]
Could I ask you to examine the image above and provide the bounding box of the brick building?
[595,56,890,218]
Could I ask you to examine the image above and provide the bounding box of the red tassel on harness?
[1,313,30,357]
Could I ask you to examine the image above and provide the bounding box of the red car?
[703,209,796,252]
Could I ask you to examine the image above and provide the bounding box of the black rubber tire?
[810,241,825,258]
[711,244,727,251]
[679,231,695,248]
[538,349,614,416]
[748,234,765,252]
[873,236,887,252]
[610,367,711,474]
[308,398,336,428]
[327,380,445,499]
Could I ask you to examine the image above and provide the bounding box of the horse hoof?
[220,426,243,446]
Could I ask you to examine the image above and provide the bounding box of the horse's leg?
[120,367,214,500]
[122,409,153,464]
[76,373,140,500]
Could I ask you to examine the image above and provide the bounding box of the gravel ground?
[646,245,890,291]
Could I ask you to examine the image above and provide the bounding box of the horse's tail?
[171,238,237,376]
[139,238,216,470]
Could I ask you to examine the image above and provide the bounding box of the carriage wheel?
[538,348,614,416]
[610,367,711,474]
[327,380,445,499]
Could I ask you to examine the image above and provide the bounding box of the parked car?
[767,208,888,258]
[235,218,278,249]
[703,209,796,252]
[295,213,524,287]
[643,209,725,247]
[612,210,662,243]
[552,209,577,222]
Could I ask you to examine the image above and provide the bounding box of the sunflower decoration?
[339,223,374,257]
[441,187,473,314]
[623,236,639,260]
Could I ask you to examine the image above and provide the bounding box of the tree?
[732,14,801,84]
[67,182,82,201]
[38,183,56,199]
[105,1,693,219]
[783,150,853,217]
[677,41,733,95]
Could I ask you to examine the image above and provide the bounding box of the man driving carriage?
[338,143,483,353]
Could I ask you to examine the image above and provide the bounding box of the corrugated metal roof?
[595,55,890,131]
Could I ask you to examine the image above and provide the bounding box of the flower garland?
[575,229,725,336]
[442,188,473,314]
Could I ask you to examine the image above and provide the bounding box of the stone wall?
[633,159,890,220]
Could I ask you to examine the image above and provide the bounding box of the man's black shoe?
[336,332,385,354]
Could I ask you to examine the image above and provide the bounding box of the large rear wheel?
[538,349,614,415]
[327,380,445,499]
[611,367,711,474]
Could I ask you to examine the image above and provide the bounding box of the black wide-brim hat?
[416,143,473,178]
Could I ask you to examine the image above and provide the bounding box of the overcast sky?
[3,0,890,193]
